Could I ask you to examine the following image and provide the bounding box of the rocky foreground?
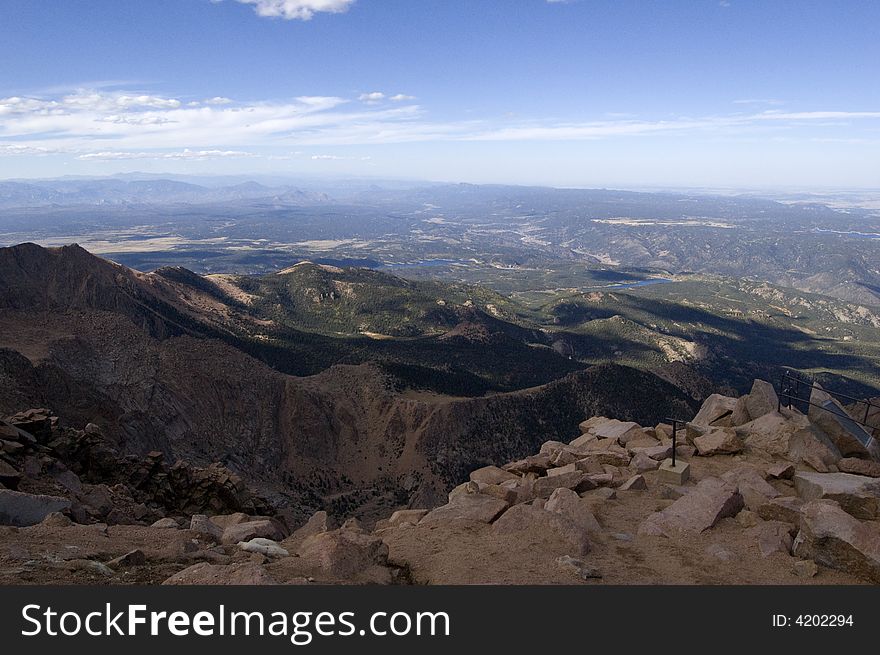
[1,379,878,585]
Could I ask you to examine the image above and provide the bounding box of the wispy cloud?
[229,0,355,21]
[358,91,386,104]
[1,87,878,160]
[76,149,258,161]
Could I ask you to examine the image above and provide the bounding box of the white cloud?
[390,94,416,102]
[77,149,257,161]
[358,91,386,103]
[232,0,355,20]
[1,87,879,160]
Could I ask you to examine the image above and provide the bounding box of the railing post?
[671,421,677,467]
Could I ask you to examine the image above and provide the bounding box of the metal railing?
[778,370,878,431]
[664,417,687,467]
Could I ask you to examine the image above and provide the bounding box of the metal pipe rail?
[778,370,879,435]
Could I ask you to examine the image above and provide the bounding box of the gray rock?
[420,493,510,524]
[190,514,224,541]
[793,471,880,520]
[793,500,880,583]
[556,555,601,579]
[638,477,743,537]
[0,489,71,526]
[151,518,179,529]
[745,379,779,421]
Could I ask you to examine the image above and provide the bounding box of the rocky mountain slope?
[1,378,877,585]
[0,243,695,523]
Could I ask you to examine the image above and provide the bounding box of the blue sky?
[1,0,879,188]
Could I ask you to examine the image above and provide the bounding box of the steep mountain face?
[0,244,696,521]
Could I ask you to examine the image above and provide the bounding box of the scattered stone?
[493,503,591,555]
[556,555,601,580]
[749,521,794,557]
[584,487,616,501]
[479,484,518,505]
[106,549,146,568]
[534,471,589,498]
[151,518,179,529]
[756,496,805,525]
[692,394,737,427]
[209,512,251,529]
[745,380,779,421]
[546,463,578,477]
[694,428,744,456]
[792,471,880,520]
[290,511,333,544]
[578,416,612,434]
[0,460,21,490]
[767,462,796,480]
[163,562,276,585]
[619,474,647,491]
[540,440,569,456]
[190,514,224,541]
[448,481,480,501]
[630,451,660,472]
[837,458,880,478]
[544,488,602,536]
[503,453,552,475]
[638,477,743,537]
[630,443,673,461]
[238,538,289,557]
[705,543,733,561]
[731,396,752,426]
[736,510,759,528]
[469,465,517,486]
[721,465,780,510]
[794,559,818,578]
[221,519,286,545]
[298,529,390,580]
[0,489,71,526]
[421,493,509,524]
[658,484,688,500]
[793,500,880,583]
[568,433,598,450]
[388,509,428,527]
[590,420,645,445]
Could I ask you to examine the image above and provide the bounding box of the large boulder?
[692,394,737,427]
[420,493,509,524]
[721,465,780,510]
[808,385,875,458]
[737,411,841,469]
[533,471,591,498]
[388,509,428,527]
[492,503,591,556]
[588,420,645,445]
[744,379,779,422]
[221,519,286,545]
[163,562,276,585]
[544,488,602,537]
[469,466,518,486]
[756,496,805,525]
[793,471,880,520]
[748,521,794,558]
[298,529,390,579]
[0,489,71,526]
[638,477,743,536]
[694,428,744,456]
[837,458,880,478]
[793,500,880,583]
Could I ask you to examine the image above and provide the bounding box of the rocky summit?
[1,378,877,585]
